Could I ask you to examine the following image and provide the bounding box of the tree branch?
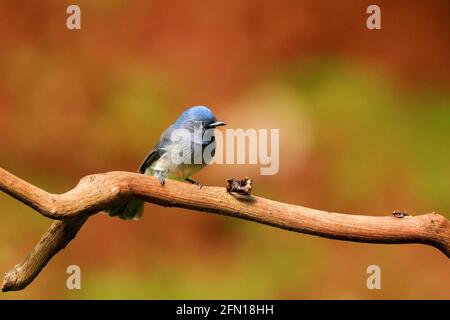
[1,167,449,292]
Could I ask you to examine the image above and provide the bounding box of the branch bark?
[1,167,449,292]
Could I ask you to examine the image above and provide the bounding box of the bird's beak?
[207,121,226,128]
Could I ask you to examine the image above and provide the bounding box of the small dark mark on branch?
[393,210,410,218]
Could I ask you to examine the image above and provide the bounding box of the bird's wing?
[138,125,175,173]
[138,144,164,173]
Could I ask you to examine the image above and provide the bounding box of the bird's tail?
[106,199,144,220]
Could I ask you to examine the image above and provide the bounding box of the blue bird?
[107,106,225,220]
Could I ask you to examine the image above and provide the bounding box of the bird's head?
[174,105,225,130]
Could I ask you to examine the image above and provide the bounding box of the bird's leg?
[185,178,203,189]
[155,170,166,186]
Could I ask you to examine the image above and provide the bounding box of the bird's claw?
[154,170,166,186]
[186,178,203,189]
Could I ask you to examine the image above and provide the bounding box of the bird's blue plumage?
[107,105,225,220]
[174,106,216,127]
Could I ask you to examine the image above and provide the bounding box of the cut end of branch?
[2,266,22,292]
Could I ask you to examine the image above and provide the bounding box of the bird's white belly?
[167,163,205,180]
[147,152,205,181]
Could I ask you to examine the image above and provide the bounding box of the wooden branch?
[1,167,449,292]
[1,218,88,292]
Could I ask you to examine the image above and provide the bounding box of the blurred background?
[0,0,449,299]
